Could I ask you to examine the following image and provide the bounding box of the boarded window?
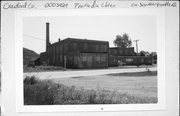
[114,50,117,55]
[81,56,87,62]
[73,43,77,50]
[125,50,128,55]
[119,50,122,55]
[101,56,106,62]
[60,55,63,62]
[60,46,62,53]
[104,45,107,52]
[100,45,103,52]
[53,55,55,63]
[101,45,107,52]
[53,46,55,54]
[141,58,144,62]
[88,44,93,50]
[96,56,100,61]
[87,56,93,62]
[83,43,87,50]
[95,44,99,51]
[64,44,68,52]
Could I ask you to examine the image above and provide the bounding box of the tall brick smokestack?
[46,22,50,52]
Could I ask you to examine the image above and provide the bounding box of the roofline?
[64,38,109,43]
[109,47,134,49]
[50,38,109,46]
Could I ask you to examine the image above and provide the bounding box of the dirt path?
[24,67,157,80]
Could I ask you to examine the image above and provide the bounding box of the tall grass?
[23,65,65,73]
[24,76,157,105]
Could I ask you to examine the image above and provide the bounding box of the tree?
[113,33,132,48]
[139,50,149,56]
[149,52,157,60]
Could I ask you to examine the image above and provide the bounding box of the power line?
[23,34,45,41]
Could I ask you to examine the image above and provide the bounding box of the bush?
[24,75,38,84]
[24,76,58,105]
[24,76,157,105]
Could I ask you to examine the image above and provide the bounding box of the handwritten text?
[131,1,177,7]
[3,2,36,9]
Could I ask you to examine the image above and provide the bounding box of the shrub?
[24,76,58,105]
[24,76,157,105]
[24,75,38,84]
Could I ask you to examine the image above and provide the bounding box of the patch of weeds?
[23,65,64,73]
[24,75,39,84]
[24,76,157,105]
[24,76,58,105]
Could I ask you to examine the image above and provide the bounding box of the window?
[56,45,58,54]
[87,56,93,62]
[73,43,77,50]
[81,56,87,62]
[119,50,122,55]
[141,58,144,62]
[125,50,128,55]
[60,55,63,62]
[95,44,99,51]
[64,44,68,52]
[104,45,107,51]
[101,56,106,62]
[83,43,87,51]
[96,56,100,62]
[114,50,117,55]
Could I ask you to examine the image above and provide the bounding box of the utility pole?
[133,40,139,53]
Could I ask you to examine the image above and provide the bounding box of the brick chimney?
[46,22,50,52]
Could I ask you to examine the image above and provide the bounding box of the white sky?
[23,15,157,54]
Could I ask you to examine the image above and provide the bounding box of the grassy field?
[52,71,157,98]
[24,71,157,105]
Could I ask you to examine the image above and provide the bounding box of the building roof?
[109,47,134,49]
[64,38,109,43]
[29,57,40,62]
[50,38,109,46]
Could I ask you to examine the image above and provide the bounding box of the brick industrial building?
[40,23,109,69]
[36,22,151,69]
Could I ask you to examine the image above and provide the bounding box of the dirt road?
[24,66,157,80]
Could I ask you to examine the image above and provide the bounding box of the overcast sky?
[23,15,157,54]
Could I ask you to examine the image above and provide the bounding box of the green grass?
[24,76,157,105]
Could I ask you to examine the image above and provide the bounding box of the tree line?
[113,33,157,61]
